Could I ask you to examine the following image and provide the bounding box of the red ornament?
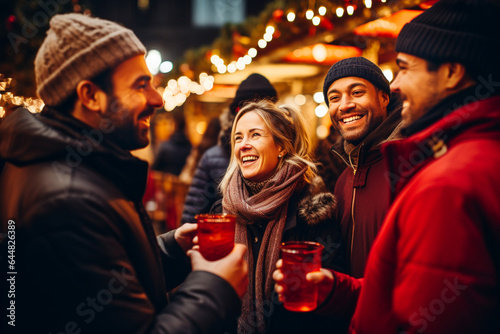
[273,9,284,21]
[6,15,16,31]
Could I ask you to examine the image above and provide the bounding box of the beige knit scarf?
[223,163,307,333]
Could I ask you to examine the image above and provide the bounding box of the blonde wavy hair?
[219,100,317,194]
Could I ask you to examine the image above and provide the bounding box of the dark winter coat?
[152,130,192,176]
[332,95,402,278]
[181,144,229,223]
[0,108,240,334]
[213,178,348,333]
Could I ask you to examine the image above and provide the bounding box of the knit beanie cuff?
[35,14,146,107]
[396,22,491,66]
[323,57,390,106]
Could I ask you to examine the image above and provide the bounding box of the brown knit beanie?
[35,13,146,107]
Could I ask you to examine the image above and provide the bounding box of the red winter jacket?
[350,95,500,333]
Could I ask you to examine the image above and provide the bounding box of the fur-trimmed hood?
[297,176,337,227]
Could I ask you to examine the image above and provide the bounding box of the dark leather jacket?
[181,144,229,223]
[0,108,240,333]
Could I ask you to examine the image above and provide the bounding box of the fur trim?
[297,192,337,226]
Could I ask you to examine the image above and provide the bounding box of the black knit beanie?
[396,0,500,79]
[230,73,277,114]
[323,57,390,107]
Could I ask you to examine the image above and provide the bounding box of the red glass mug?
[195,214,236,261]
[280,241,324,312]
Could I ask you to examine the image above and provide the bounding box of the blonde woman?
[216,100,346,334]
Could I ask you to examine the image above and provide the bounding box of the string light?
[347,5,355,15]
[0,74,44,118]
[318,6,327,16]
[312,16,321,26]
[287,12,296,22]
[336,7,344,17]
[306,10,314,20]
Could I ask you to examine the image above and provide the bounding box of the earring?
[278,154,283,158]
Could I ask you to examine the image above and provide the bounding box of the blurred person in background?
[152,107,192,176]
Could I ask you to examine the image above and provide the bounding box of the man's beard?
[101,94,149,151]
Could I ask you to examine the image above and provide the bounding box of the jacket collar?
[383,95,500,198]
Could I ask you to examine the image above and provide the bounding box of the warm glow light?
[336,7,344,17]
[266,26,275,35]
[210,55,219,64]
[263,32,273,42]
[243,55,252,64]
[199,72,208,82]
[383,68,394,82]
[159,61,173,73]
[203,80,214,91]
[217,65,227,74]
[145,49,161,75]
[312,16,320,26]
[236,59,245,70]
[312,44,327,62]
[167,79,177,89]
[319,6,327,16]
[287,12,295,22]
[306,10,314,20]
[347,5,354,15]
[295,94,306,106]
[178,76,190,87]
[248,48,257,57]
[315,105,328,118]
[313,92,324,103]
[227,63,236,73]
[381,0,386,2]
[196,121,207,135]
[316,124,328,139]
[175,93,187,106]
[258,39,267,48]
[365,0,372,9]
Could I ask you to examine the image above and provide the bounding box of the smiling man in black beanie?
[274,0,500,333]
[321,57,402,280]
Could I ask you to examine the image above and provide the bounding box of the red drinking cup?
[280,241,324,312]
[195,214,236,261]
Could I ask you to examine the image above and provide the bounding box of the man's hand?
[272,259,335,305]
[174,223,198,253]
[188,244,249,298]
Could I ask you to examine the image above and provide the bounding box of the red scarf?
[223,163,307,333]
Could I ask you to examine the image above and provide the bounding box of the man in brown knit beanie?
[0,13,247,333]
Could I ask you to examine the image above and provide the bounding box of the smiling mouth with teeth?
[242,156,258,163]
[342,115,363,124]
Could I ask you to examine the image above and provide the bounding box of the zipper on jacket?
[350,187,357,270]
[348,151,358,175]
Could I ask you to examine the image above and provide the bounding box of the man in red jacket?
[275,0,500,332]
